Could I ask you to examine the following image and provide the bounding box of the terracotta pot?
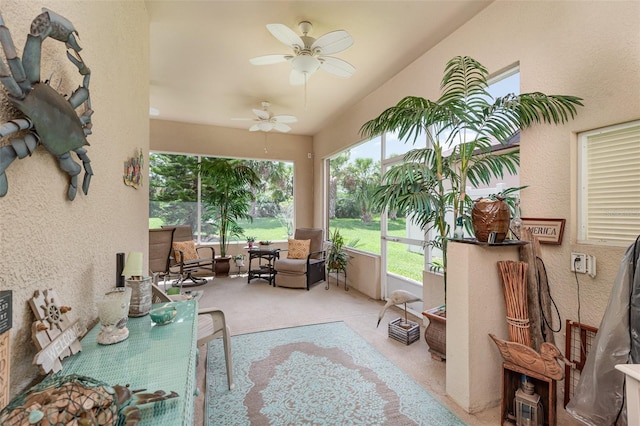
[423,307,446,361]
[471,197,511,243]
[215,256,231,276]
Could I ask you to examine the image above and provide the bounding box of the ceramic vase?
[471,197,511,243]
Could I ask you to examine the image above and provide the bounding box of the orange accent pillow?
[173,241,198,263]
[287,239,311,259]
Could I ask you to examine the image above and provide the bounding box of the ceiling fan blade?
[289,69,307,86]
[249,54,292,65]
[311,30,354,55]
[249,124,262,132]
[230,117,253,121]
[273,115,297,124]
[319,56,356,78]
[266,23,304,48]
[272,122,292,133]
[252,109,270,120]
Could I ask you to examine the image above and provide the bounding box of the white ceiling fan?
[232,101,297,133]
[250,21,355,85]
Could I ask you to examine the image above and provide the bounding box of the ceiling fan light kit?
[250,20,355,85]
[292,55,320,75]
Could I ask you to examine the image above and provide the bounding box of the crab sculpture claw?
[0,8,93,201]
[32,8,82,51]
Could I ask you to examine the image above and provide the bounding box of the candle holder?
[122,251,152,317]
[126,277,152,317]
[97,287,131,345]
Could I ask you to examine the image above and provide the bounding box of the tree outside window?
[149,153,294,243]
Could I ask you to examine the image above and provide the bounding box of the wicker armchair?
[274,228,326,290]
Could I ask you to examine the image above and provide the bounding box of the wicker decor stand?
[388,318,420,345]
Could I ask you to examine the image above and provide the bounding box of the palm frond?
[439,56,490,105]
[515,93,584,127]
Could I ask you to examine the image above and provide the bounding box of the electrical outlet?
[571,253,587,273]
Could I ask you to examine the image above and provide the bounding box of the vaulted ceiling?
[147,1,492,136]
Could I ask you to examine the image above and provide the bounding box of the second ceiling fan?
[250,21,355,85]
[233,101,297,133]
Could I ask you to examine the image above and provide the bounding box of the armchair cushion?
[173,240,198,262]
[275,258,308,273]
[287,239,311,259]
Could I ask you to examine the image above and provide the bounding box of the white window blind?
[578,121,640,244]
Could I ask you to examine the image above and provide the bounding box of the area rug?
[206,321,464,425]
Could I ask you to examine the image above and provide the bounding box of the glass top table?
[58,300,198,426]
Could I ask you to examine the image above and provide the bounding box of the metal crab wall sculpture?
[0,8,93,201]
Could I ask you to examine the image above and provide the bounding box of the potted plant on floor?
[326,228,359,290]
[199,158,261,275]
[360,55,583,359]
[233,254,245,267]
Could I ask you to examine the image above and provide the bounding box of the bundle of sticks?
[498,260,531,346]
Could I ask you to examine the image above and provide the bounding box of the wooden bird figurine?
[377,289,422,328]
[489,333,569,380]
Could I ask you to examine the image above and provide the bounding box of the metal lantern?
[514,380,544,426]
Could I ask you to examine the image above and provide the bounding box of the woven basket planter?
[423,308,446,361]
[388,318,420,345]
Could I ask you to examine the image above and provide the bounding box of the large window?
[328,137,382,253]
[149,153,294,243]
[578,120,640,245]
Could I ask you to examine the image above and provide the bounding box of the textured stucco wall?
[314,1,640,338]
[150,119,315,228]
[0,1,149,397]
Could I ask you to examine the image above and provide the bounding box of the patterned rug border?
[207,321,464,425]
[230,320,345,337]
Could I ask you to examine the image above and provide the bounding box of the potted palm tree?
[360,56,582,359]
[199,158,261,275]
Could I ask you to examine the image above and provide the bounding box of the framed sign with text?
[521,218,566,245]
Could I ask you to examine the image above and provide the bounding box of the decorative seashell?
[27,409,44,423]
[96,408,113,425]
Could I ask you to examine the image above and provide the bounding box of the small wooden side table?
[502,361,556,426]
[247,248,279,286]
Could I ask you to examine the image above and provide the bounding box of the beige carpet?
[190,274,581,426]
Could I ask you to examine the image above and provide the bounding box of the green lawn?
[149,216,425,282]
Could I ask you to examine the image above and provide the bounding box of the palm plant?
[198,158,261,257]
[360,56,583,303]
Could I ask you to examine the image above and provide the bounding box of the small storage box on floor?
[388,318,420,345]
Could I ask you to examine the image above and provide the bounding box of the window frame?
[577,120,640,246]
